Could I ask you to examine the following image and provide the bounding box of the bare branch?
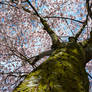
[22,6,31,13]
[5,43,54,67]
[0,72,27,77]
[0,1,19,9]
[86,0,92,19]
[74,15,88,41]
[40,18,61,48]
[65,20,75,36]
[29,49,54,65]
[26,0,41,18]
[43,16,84,24]
[87,72,92,80]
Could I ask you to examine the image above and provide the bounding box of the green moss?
[13,42,89,92]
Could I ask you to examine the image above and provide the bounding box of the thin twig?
[74,15,88,41]
[87,72,92,80]
[43,16,84,24]
[0,1,19,9]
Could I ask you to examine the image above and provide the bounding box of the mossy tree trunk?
[13,40,92,92]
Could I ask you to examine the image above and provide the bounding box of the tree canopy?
[0,0,92,92]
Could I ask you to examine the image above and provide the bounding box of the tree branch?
[26,0,41,18]
[69,0,91,41]
[26,0,61,49]
[43,16,84,24]
[40,18,61,48]
[74,15,88,41]
[0,1,19,9]
[28,49,54,65]
[86,0,92,19]
[81,31,92,63]
[87,72,92,80]
[8,44,54,67]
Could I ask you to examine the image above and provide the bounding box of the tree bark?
[13,41,91,92]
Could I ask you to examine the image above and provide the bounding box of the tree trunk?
[13,42,90,92]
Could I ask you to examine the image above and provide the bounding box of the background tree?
[0,0,92,92]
